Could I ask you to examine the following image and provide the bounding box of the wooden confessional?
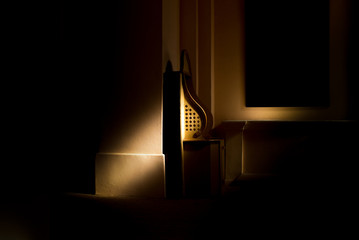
[163,50,224,198]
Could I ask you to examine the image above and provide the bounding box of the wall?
[14,0,178,197]
[213,0,354,125]
[180,0,214,116]
[5,0,355,197]
[196,0,357,184]
[19,0,177,197]
[95,0,166,197]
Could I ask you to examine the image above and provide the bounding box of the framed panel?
[245,0,330,107]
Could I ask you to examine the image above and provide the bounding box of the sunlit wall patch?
[95,153,165,197]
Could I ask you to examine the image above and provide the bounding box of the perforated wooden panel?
[184,98,202,139]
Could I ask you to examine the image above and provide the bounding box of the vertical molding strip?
[210,0,215,123]
[195,0,199,94]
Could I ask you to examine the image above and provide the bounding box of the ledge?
[222,120,358,132]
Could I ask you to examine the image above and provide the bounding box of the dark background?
[3,2,122,195]
[245,1,330,107]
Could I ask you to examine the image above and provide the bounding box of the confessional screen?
[245,0,330,107]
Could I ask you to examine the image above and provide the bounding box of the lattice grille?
[184,102,201,133]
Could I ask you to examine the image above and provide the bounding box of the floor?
[0,180,356,240]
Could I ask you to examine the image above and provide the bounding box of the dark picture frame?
[245,0,330,107]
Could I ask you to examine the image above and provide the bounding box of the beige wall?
[213,0,352,126]
[181,0,214,115]
[203,0,355,183]
[96,0,166,197]
[96,0,355,196]
[96,153,165,197]
[98,0,163,155]
[163,0,180,72]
